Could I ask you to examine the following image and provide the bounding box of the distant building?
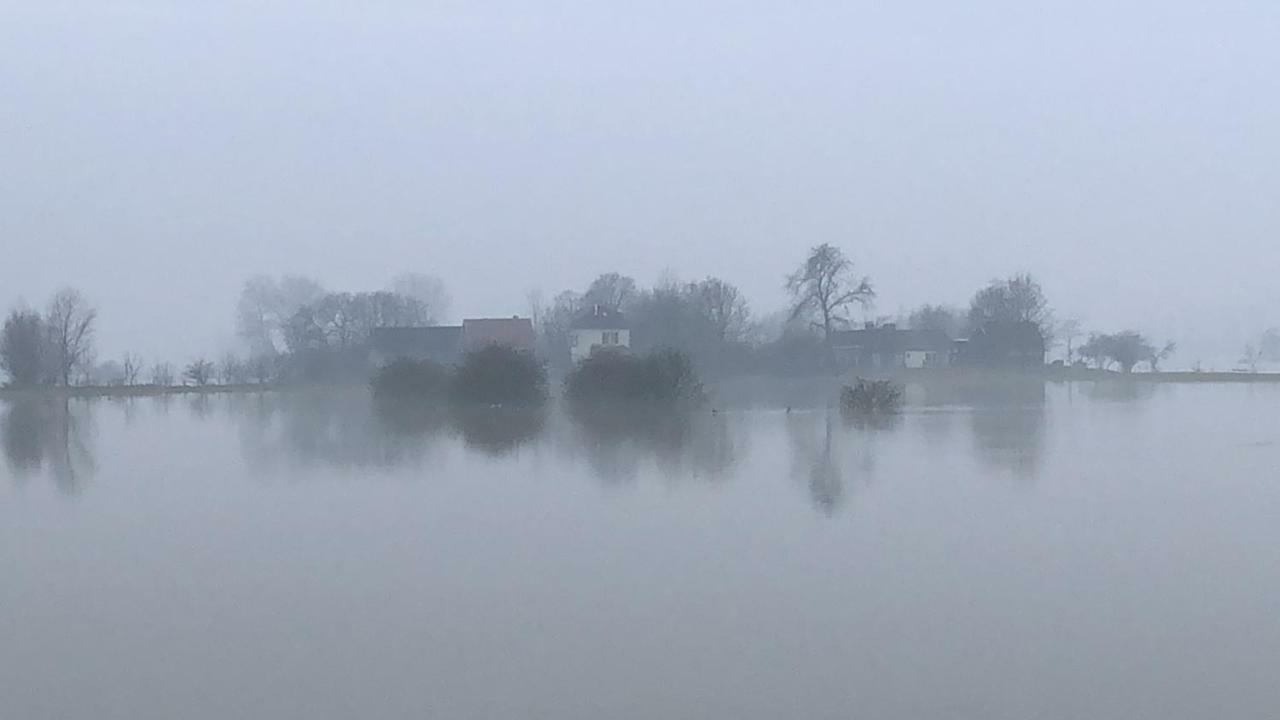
[831,323,954,369]
[569,305,630,363]
[369,316,537,367]
[370,326,463,365]
[957,321,1046,369]
[461,317,537,355]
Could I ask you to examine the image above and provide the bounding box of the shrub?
[565,349,705,407]
[371,359,451,402]
[451,345,547,407]
[840,378,903,415]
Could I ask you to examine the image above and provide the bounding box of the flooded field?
[3,382,1279,719]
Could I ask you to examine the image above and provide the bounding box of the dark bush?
[565,349,705,407]
[840,378,903,416]
[371,359,452,401]
[451,345,548,407]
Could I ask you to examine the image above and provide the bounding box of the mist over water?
[4,382,1279,719]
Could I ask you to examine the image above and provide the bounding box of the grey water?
[3,383,1279,719]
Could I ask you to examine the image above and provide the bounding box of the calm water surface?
[3,383,1279,719]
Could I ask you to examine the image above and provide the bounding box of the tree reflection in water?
[230,389,447,472]
[785,407,904,515]
[452,407,546,457]
[966,380,1047,480]
[1,395,96,494]
[560,405,737,485]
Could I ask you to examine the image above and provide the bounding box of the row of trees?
[1,289,98,387]
[235,272,449,357]
[530,246,1065,374]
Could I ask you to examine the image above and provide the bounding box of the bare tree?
[583,272,637,313]
[150,362,175,387]
[1,308,47,386]
[908,304,965,339]
[1242,344,1263,373]
[1148,341,1176,372]
[121,353,143,386]
[184,359,215,387]
[389,273,451,324]
[45,288,97,387]
[786,244,874,344]
[968,273,1052,337]
[219,353,248,385]
[236,274,326,355]
[691,277,750,344]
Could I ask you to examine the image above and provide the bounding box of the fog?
[4,1,1279,363]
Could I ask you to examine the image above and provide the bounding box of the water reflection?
[452,407,546,456]
[1080,379,1158,405]
[1,396,96,493]
[966,381,1047,479]
[232,389,441,472]
[560,406,738,484]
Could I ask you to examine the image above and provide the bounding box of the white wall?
[570,328,631,362]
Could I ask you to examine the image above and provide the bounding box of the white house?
[569,305,630,362]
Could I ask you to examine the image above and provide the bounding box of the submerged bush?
[565,349,705,407]
[840,378,903,415]
[451,345,548,407]
[371,359,453,431]
[371,359,452,401]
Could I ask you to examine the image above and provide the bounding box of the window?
[571,334,579,348]
[603,331,619,345]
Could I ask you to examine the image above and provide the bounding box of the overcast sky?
[3,1,1278,365]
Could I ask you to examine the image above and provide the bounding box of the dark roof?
[370,326,462,359]
[831,327,953,354]
[571,305,628,330]
[462,317,537,353]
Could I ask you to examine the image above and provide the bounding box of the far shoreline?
[5,367,1280,402]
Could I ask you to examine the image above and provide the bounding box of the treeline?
[5,244,1221,389]
[1,288,100,388]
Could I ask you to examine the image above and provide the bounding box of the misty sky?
[3,1,1278,365]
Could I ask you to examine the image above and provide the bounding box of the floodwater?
[2,382,1279,719]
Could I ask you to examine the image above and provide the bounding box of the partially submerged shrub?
[451,345,548,407]
[371,359,452,402]
[452,406,546,456]
[371,359,453,432]
[840,378,903,415]
[565,349,705,407]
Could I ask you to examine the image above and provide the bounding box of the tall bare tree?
[184,358,214,386]
[786,244,874,343]
[236,274,326,355]
[121,353,143,386]
[691,277,750,344]
[583,272,637,313]
[968,273,1052,337]
[45,288,97,387]
[150,362,175,387]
